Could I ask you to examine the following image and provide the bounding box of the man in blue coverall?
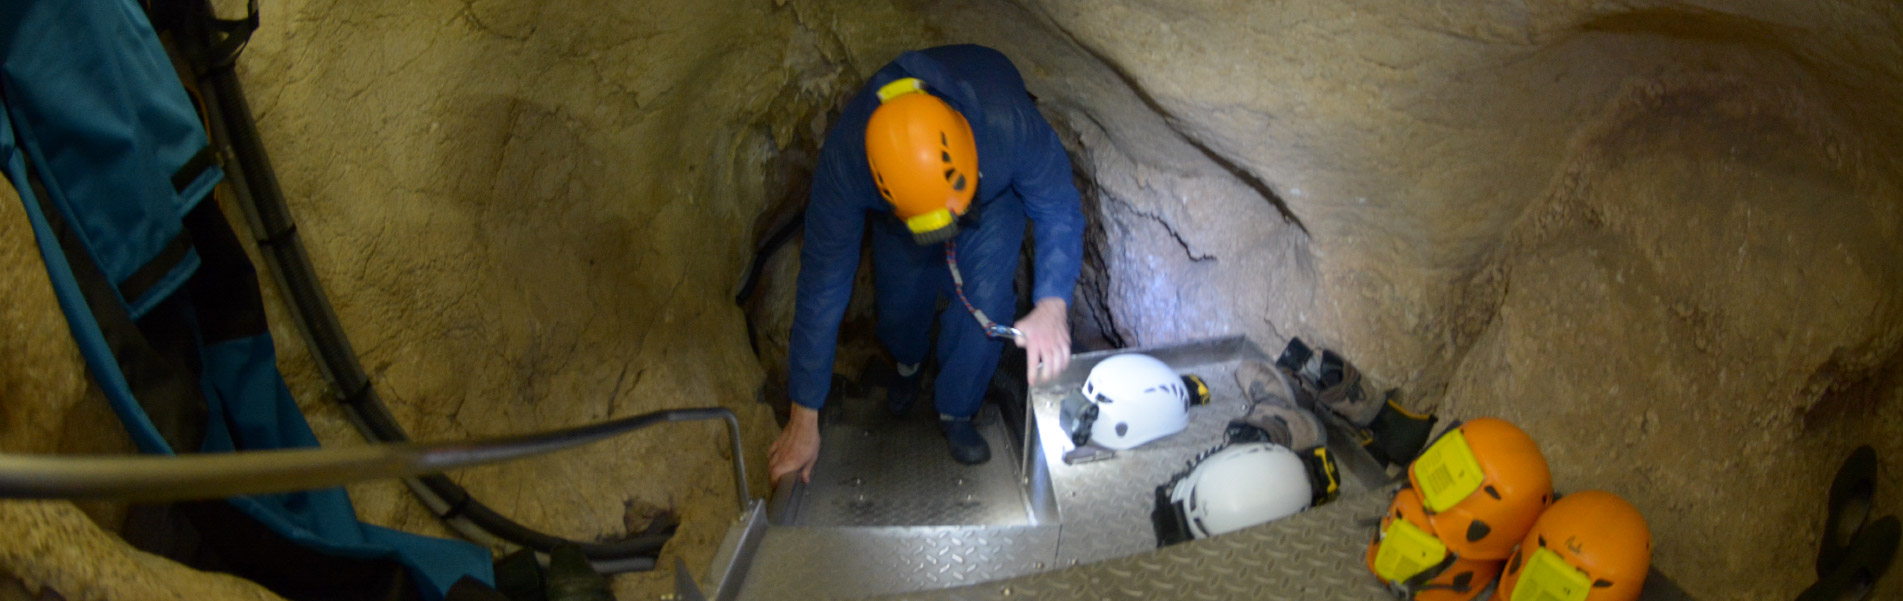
[768,45,1085,484]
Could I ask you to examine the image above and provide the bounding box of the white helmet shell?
[1169,443,1312,538]
[1080,353,1190,450]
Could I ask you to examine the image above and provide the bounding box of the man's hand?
[768,406,821,486]
[1014,297,1072,386]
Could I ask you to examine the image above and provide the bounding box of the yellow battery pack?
[1373,519,1448,583]
[1185,374,1212,405]
[1413,429,1486,513]
[1311,447,1339,498]
[1511,547,1592,601]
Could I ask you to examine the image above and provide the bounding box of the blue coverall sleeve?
[786,156,867,411]
[1015,109,1086,305]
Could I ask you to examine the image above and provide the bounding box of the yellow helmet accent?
[877,77,927,102]
[1509,547,1593,601]
[904,209,955,235]
[1414,429,1486,513]
[1374,518,1449,582]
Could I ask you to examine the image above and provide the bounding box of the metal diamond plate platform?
[721,337,1696,601]
[799,390,1029,527]
[736,525,1061,600]
[875,486,1397,601]
[1027,338,1392,565]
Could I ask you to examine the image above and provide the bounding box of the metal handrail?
[765,477,806,526]
[0,407,750,513]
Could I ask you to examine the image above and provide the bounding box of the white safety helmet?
[1165,443,1313,540]
[1067,353,1194,450]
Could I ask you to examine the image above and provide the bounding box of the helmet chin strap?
[944,241,1022,341]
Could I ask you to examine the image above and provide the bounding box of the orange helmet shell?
[1499,490,1652,601]
[1365,487,1504,601]
[865,78,978,245]
[1409,417,1553,560]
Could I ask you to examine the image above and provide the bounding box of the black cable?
[732,208,805,306]
[150,0,675,569]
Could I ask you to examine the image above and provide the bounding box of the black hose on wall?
[151,0,670,571]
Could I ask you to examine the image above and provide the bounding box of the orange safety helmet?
[1498,490,1652,601]
[1366,486,1504,601]
[1408,417,1553,560]
[865,77,979,245]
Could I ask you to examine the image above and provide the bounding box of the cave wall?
[0,0,1897,599]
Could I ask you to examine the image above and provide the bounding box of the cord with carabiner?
[945,241,1024,341]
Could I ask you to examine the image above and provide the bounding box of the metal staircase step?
[736,525,1060,600]
[799,398,1029,528]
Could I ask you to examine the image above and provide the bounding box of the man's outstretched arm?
[1014,109,1086,385]
[770,151,868,485]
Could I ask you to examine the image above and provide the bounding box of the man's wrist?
[790,405,819,424]
[1034,297,1068,312]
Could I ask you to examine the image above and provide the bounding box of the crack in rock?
[1123,201,1215,263]
[1037,15,1309,235]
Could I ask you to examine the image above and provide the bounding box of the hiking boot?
[887,365,923,416]
[1235,359,1301,408]
[1227,401,1327,452]
[1363,396,1437,467]
[1309,350,1384,427]
[940,415,992,465]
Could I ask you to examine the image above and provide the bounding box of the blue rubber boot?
[940,414,992,465]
